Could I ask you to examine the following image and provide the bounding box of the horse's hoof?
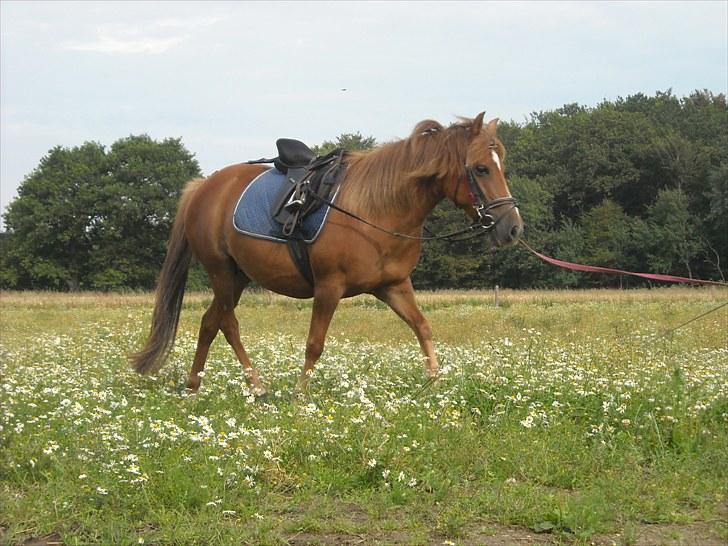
[187,375,201,392]
[255,392,269,403]
[291,388,308,405]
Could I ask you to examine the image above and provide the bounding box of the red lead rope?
[519,240,727,287]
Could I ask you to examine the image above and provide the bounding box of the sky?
[1,1,726,222]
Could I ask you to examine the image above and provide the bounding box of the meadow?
[1,288,726,545]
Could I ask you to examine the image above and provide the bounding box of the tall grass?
[1,289,726,545]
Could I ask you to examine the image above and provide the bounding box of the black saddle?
[247,139,347,286]
[273,138,315,173]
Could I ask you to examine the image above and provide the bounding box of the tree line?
[1,90,725,291]
[414,89,726,288]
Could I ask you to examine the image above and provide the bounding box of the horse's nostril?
[510,224,523,240]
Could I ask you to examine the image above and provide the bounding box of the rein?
[309,165,518,243]
[519,239,728,287]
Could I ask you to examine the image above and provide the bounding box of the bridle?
[450,163,519,231]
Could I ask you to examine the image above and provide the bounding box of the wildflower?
[519,416,534,429]
[97,487,108,495]
[367,458,377,468]
[42,441,60,455]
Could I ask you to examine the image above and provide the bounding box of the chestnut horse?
[130,113,523,396]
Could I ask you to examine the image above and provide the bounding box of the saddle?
[247,139,347,286]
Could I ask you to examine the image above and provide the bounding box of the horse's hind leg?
[373,278,438,378]
[188,265,266,396]
[187,298,223,391]
[219,276,266,397]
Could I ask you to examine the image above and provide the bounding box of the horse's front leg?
[297,282,344,392]
[373,278,438,378]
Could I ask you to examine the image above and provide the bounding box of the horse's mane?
[339,116,498,218]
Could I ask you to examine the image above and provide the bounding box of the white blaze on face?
[491,149,502,172]
[490,149,512,197]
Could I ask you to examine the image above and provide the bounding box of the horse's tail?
[129,178,204,375]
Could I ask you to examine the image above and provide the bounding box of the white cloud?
[153,16,223,31]
[64,31,184,55]
[60,15,221,55]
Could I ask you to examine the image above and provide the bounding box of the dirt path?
[6,520,727,545]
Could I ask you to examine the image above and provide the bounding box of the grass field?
[1,288,727,545]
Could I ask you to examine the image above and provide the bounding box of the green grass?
[1,288,727,545]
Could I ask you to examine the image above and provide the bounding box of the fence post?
[494,285,500,308]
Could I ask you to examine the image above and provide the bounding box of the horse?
[130,112,524,396]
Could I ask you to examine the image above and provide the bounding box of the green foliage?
[415,89,726,288]
[311,132,377,156]
[640,188,704,277]
[703,164,728,280]
[1,90,725,290]
[2,142,108,290]
[2,136,200,290]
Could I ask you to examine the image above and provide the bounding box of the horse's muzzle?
[492,206,524,247]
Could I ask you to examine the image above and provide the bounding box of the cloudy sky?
[1,1,726,220]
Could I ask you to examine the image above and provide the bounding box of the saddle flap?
[276,139,315,170]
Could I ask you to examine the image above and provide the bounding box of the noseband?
[460,165,519,231]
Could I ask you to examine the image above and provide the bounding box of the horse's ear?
[486,118,500,134]
[470,112,485,136]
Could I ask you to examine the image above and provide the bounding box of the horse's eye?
[475,165,489,176]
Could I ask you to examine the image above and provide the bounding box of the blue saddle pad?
[232,167,336,243]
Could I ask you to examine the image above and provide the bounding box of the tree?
[703,164,728,280]
[2,142,108,289]
[580,200,631,267]
[311,132,377,156]
[89,135,201,289]
[2,136,201,290]
[641,188,704,278]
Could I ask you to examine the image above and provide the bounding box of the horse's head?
[449,112,524,247]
